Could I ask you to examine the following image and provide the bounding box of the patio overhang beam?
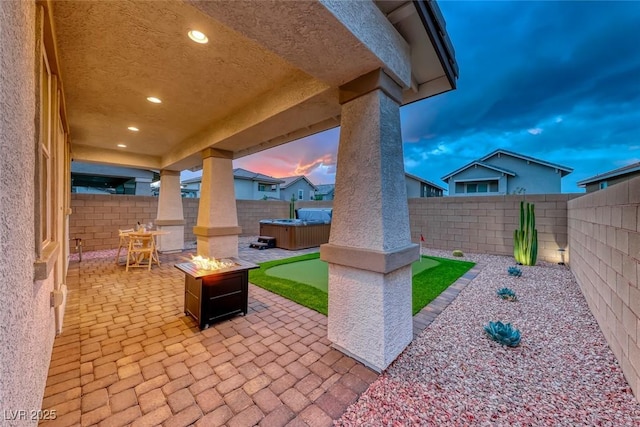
[71,145,162,170]
[160,76,334,172]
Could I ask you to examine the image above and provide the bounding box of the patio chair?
[115,228,134,264]
[125,232,155,271]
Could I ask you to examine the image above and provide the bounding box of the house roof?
[481,149,573,176]
[232,168,284,184]
[181,177,203,185]
[181,168,284,185]
[577,161,640,186]
[442,149,573,182]
[279,176,318,190]
[315,184,335,195]
[441,161,516,182]
[404,172,446,191]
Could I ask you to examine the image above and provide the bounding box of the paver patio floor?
[40,244,378,427]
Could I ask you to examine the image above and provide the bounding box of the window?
[464,180,498,194]
[258,183,276,192]
[298,189,304,200]
[600,181,608,189]
[40,49,53,249]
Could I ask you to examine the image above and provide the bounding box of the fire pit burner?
[175,257,257,329]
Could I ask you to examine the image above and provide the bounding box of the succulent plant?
[484,321,521,347]
[508,266,522,277]
[452,250,464,257]
[496,287,517,301]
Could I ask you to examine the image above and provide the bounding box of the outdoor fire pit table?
[175,257,258,330]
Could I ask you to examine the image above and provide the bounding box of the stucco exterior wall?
[585,171,640,193]
[281,180,315,201]
[233,179,253,200]
[405,177,421,198]
[485,154,563,194]
[567,177,640,400]
[409,194,578,262]
[0,0,56,420]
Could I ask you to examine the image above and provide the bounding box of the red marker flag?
[420,234,425,242]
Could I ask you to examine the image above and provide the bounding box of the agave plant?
[484,321,521,347]
[508,266,522,277]
[452,250,464,257]
[496,287,517,301]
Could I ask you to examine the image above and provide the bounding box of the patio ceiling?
[49,0,457,172]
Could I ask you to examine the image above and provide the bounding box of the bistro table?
[123,229,169,267]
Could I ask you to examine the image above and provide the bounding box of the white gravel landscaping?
[337,249,640,426]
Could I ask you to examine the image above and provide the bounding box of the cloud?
[398,1,640,192]
[223,2,639,194]
[234,128,339,184]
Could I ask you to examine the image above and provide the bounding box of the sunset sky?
[184,1,640,193]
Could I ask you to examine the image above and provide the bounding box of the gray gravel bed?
[337,250,640,426]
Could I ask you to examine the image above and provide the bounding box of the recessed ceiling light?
[127,126,139,132]
[188,30,208,44]
[146,96,162,104]
[117,144,127,148]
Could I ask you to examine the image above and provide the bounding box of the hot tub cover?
[297,208,332,223]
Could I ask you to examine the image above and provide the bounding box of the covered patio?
[40,246,379,426]
[0,0,458,420]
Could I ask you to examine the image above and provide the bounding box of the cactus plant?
[513,201,538,266]
[508,266,522,277]
[484,321,521,347]
[496,287,517,301]
[289,193,296,219]
[452,250,464,257]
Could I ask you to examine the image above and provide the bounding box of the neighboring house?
[179,177,204,198]
[315,184,335,201]
[441,149,573,196]
[307,173,444,201]
[279,176,318,201]
[405,172,445,197]
[179,168,284,200]
[71,162,157,195]
[577,161,640,193]
[234,168,284,200]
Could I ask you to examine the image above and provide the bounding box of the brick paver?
[40,240,481,425]
[39,243,378,425]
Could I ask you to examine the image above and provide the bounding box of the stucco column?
[320,69,418,372]
[155,170,185,253]
[194,148,241,258]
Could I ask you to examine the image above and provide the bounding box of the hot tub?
[259,209,331,250]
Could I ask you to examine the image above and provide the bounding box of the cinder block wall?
[409,194,578,262]
[71,194,573,260]
[70,195,159,251]
[70,195,333,251]
[567,177,640,399]
[183,198,199,245]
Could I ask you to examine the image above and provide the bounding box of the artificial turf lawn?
[248,252,475,315]
[265,256,439,292]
